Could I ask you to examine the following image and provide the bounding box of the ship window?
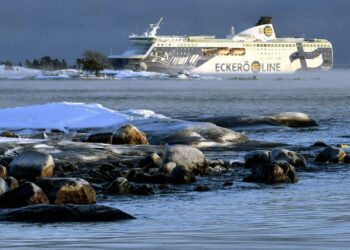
[202,47,246,56]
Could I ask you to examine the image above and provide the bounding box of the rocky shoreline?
[0,116,349,223]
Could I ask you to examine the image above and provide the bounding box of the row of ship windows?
[155,43,331,48]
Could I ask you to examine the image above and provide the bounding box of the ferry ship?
[109,17,333,74]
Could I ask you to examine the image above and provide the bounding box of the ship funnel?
[256,16,273,26]
[233,16,276,41]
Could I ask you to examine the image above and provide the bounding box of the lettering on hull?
[215,61,281,73]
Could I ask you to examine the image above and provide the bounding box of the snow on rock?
[0,102,248,146]
[101,69,168,79]
[0,103,129,132]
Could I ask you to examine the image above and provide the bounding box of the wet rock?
[112,124,149,145]
[315,146,347,163]
[0,204,135,222]
[0,182,49,208]
[0,165,7,179]
[0,131,19,138]
[86,133,113,144]
[138,153,162,170]
[244,161,298,184]
[156,123,247,146]
[271,149,306,168]
[170,166,196,184]
[312,141,328,147]
[265,112,317,128]
[99,163,117,172]
[337,144,350,149]
[162,162,177,175]
[127,168,144,182]
[9,151,54,180]
[5,177,19,190]
[132,184,154,195]
[223,180,233,186]
[35,178,96,204]
[344,155,350,164]
[193,184,210,192]
[133,172,169,184]
[244,150,271,168]
[0,177,9,195]
[62,163,78,172]
[106,177,133,195]
[209,165,227,175]
[163,145,208,174]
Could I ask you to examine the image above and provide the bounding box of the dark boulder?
[244,161,298,184]
[0,204,135,222]
[170,166,196,184]
[132,184,154,195]
[106,177,133,195]
[312,141,328,147]
[0,182,49,208]
[5,177,19,190]
[315,146,347,163]
[35,178,96,204]
[271,149,306,168]
[86,133,113,144]
[193,185,210,192]
[244,150,271,168]
[9,151,54,180]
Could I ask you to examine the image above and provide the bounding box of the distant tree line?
[2,50,112,75]
[24,56,68,70]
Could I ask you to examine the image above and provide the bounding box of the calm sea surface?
[0,70,349,249]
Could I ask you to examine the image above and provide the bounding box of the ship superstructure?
[109,17,333,74]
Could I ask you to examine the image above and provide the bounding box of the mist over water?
[0,70,349,249]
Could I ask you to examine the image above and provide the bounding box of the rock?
[312,141,328,147]
[193,185,210,192]
[9,151,54,180]
[0,165,7,179]
[0,204,135,222]
[162,162,177,175]
[223,180,233,186]
[112,124,149,145]
[162,145,208,174]
[0,131,19,138]
[133,184,154,195]
[271,149,306,168]
[266,112,317,128]
[99,163,117,172]
[244,150,271,168]
[0,177,9,195]
[344,155,350,164]
[62,163,78,172]
[243,161,298,184]
[5,177,19,190]
[106,177,132,195]
[315,146,347,163]
[133,172,169,184]
[35,178,96,204]
[86,133,113,144]
[170,166,196,184]
[138,153,162,169]
[337,144,350,149]
[209,165,227,175]
[0,182,50,208]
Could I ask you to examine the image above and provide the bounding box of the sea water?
[0,70,349,249]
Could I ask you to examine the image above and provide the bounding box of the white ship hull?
[109,17,333,74]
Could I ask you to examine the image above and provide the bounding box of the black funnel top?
[256,16,273,26]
